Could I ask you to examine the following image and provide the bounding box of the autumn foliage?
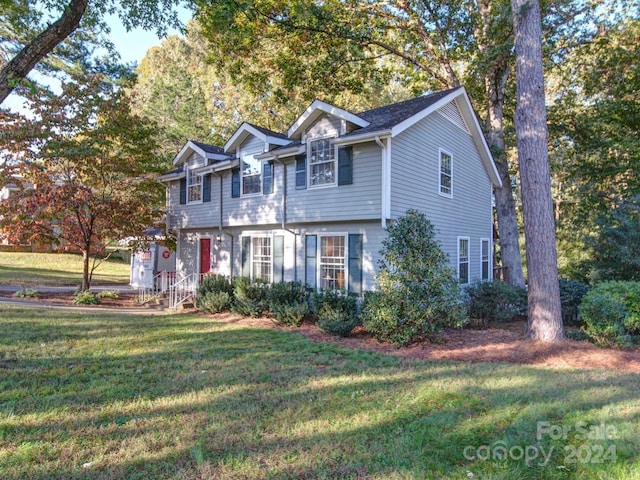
[0,73,164,290]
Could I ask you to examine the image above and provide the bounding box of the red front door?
[200,238,211,275]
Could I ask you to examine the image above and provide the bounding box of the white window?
[187,159,202,203]
[439,150,453,197]
[309,137,336,187]
[319,235,346,290]
[242,153,261,195]
[481,238,491,281]
[458,237,470,284]
[252,237,272,282]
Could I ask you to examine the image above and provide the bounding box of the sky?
[3,8,191,113]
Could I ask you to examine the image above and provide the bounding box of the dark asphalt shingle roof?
[245,123,289,139]
[189,140,226,155]
[351,87,462,135]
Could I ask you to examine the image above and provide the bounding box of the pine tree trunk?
[511,0,564,341]
[0,0,88,105]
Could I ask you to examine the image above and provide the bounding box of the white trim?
[481,238,491,281]
[240,151,262,197]
[457,236,471,285]
[438,149,453,198]
[288,100,370,139]
[225,123,290,153]
[332,130,392,146]
[256,143,305,161]
[316,232,349,291]
[186,157,204,204]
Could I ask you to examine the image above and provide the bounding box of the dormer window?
[242,153,261,195]
[187,159,203,203]
[309,137,336,187]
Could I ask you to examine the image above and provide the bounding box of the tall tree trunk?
[0,0,89,105]
[511,0,563,341]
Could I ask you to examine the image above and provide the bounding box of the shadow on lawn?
[0,309,638,480]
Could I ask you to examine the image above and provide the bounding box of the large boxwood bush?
[268,281,309,326]
[361,210,468,346]
[579,281,640,347]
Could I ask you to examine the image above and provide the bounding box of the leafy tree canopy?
[0,72,165,290]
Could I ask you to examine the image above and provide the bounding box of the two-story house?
[158,86,501,298]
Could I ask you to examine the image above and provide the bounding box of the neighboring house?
[158,86,502,296]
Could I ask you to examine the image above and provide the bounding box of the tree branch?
[0,0,89,105]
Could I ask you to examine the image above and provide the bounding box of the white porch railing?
[168,273,201,310]
[138,271,176,304]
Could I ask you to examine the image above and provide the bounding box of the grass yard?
[0,252,130,287]
[0,308,638,479]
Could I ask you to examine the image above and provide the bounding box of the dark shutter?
[231,168,240,198]
[203,173,211,202]
[179,178,187,205]
[338,146,353,186]
[273,235,284,283]
[305,235,317,289]
[263,162,273,195]
[295,154,306,189]
[348,233,363,295]
[241,236,251,278]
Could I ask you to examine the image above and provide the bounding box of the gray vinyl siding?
[390,113,493,282]
[306,115,342,138]
[177,221,386,292]
[287,141,382,223]
[167,175,221,230]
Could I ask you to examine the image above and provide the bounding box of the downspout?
[213,172,234,278]
[273,156,299,281]
[375,136,388,229]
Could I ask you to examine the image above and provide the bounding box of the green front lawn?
[0,252,130,287]
[0,308,638,479]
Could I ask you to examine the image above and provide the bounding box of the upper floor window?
[187,160,202,203]
[439,150,452,197]
[242,153,261,195]
[309,137,336,187]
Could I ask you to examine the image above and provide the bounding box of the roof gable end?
[173,140,229,166]
[225,122,291,153]
[288,100,370,139]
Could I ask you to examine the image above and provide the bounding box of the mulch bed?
[2,291,639,373]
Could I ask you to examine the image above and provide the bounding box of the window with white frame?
[252,237,271,282]
[439,150,452,196]
[242,153,261,195]
[481,238,490,281]
[319,235,346,290]
[309,137,336,187]
[458,237,470,284]
[187,159,202,203]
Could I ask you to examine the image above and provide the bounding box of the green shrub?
[361,210,468,346]
[268,281,309,326]
[199,291,233,313]
[579,281,640,347]
[73,290,100,305]
[232,277,269,318]
[272,302,309,327]
[559,278,590,325]
[466,280,527,323]
[312,289,360,337]
[13,288,39,298]
[96,290,119,299]
[198,274,234,297]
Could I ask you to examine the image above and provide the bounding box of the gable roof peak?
[287,99,370,139]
